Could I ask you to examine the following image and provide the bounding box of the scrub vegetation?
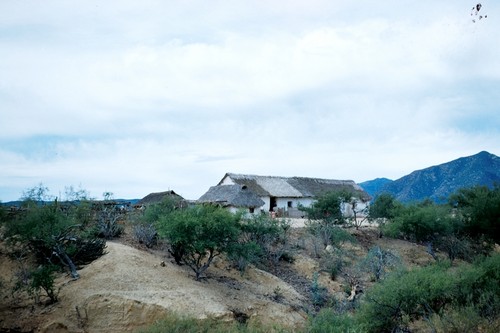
[1,184,499,332]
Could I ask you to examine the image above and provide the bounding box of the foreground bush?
[137,312,292,333]
[357,254,500,332]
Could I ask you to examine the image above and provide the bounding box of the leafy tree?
[157,205,241,280]
[4,185,106,280]
[300,191,351,225]
[383,202,453,243]
[5,200,81,279]
[301,191,354,247]
[449,185,500,244]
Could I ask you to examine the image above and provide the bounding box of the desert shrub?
[357,253,500,332]
[449,184,500,244]
[12,264,59,304]
[227,241,263,273]
[28,264,59,304]
[132,222,158,248]
[357,262,455,332]
[306,308,362,333]
[427,305,500,333]
[235,215,292,271]
[95,206,123,239]
[157,205,241,280]
[319,247,347,280]
[142,196,181,224]
[383,203,453,243]
[137,312,291,333]
[3,185,107,280]
[359,246,402,281]
[310,272,330,310]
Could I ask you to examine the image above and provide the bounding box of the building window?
[249,207,255,213]
[287,201,292,208]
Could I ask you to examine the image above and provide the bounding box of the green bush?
[137,312,291,333]
[237,215,292,270]
[356,253,500,332]
[450,185,500,244]
[306,308,362,333]
[157,205,241,280]
[383,203,453,243]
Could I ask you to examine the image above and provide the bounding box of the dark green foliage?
[227,241,263,273]
[131,196,182,248]
[300,191,349,226]
[368,193,402,234]
[29,264,59,304]
[307,308,363,333]
[357,254,500,332]
[157,205,241,280]
[383,203,453,243]
[236,214,292,271]
[3,185,107,280]
[449,184,500,243]
[143,196,181,224]
[5,201,82,279]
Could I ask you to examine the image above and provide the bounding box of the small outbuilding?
[198,184,265,214]
[135,190,186,209]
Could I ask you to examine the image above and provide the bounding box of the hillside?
[0,225,434,332]
[362,151,500,202]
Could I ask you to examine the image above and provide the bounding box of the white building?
[211,173,371,217]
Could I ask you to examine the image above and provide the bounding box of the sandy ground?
[1,241,307,332]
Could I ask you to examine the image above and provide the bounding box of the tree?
[157,205,241,281]
[383,202,453,243]
[3,185,106,280]
[449,185,500,244]
[368,193,403,237]
[300,191,353,248]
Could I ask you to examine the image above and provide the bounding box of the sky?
[1,0,499,201]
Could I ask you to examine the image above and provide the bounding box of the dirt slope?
[1,241,307,332]
[0,226,435,332]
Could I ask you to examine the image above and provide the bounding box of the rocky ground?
[0,223,434,332]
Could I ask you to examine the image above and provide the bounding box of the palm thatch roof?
[198,185,265,208]
[219,173,371,201]
[136,190,184,206]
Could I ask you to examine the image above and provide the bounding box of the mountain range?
[359,151,500,203]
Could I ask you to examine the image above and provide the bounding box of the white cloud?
[1,0,499,201]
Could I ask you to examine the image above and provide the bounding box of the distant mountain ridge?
[360,151,500,203]
[358,178,392,198]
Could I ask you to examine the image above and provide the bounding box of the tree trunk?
[54,245,80,279]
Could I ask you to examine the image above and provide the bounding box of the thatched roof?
[219,173,371,201]
[136,190,184,206]
[198,185,265,208]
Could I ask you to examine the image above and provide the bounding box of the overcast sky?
[1,1,499,201]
